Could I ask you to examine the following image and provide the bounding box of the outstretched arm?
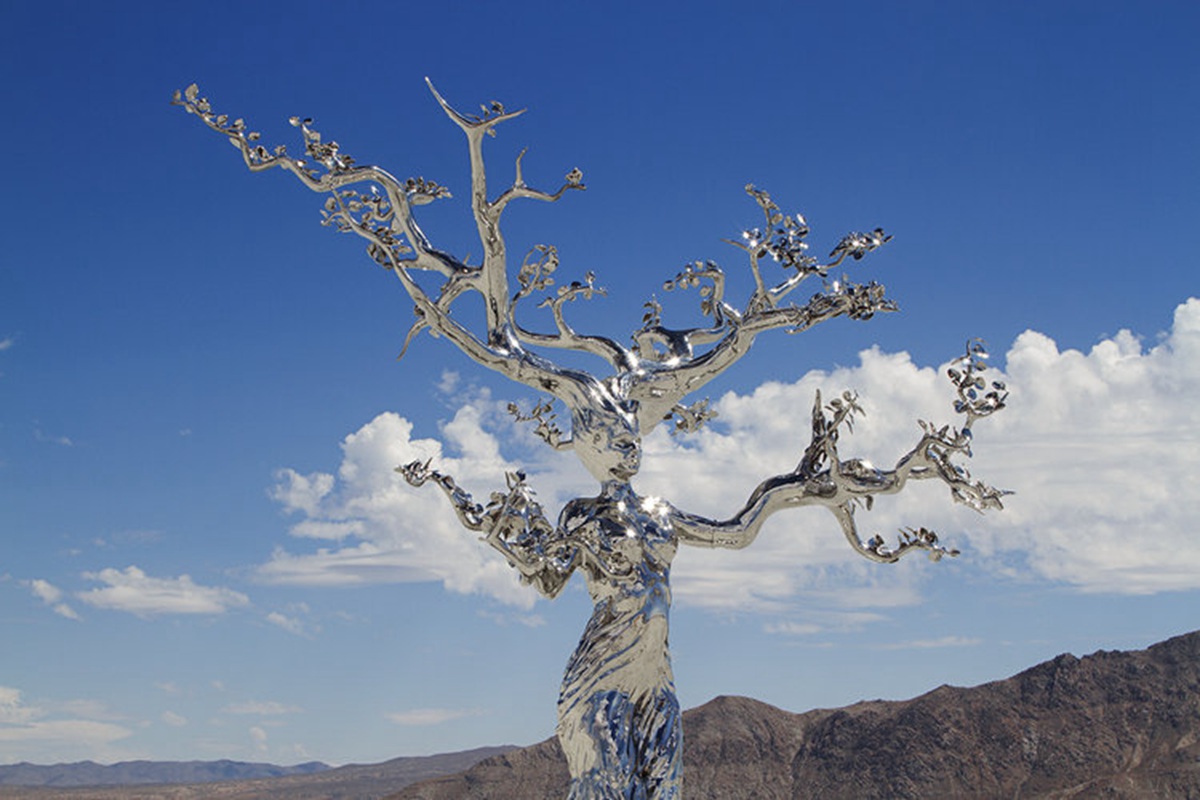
[672,342,1008,562]
[397,461,578,599]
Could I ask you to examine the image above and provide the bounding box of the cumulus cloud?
[258,397,579,608]
[77,566,249,617]
[965,299,1200,593]
[260,300,1200,620]
[25,579,81,620]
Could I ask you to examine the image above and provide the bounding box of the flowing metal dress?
[556,488,681,799]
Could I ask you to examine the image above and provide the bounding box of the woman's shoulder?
[558,496,595,528]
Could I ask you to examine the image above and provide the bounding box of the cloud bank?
[260,299,1200,616]
[77,567,250,617]
[0,686,132,764]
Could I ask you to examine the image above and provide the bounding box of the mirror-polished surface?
[178,82,1006,799]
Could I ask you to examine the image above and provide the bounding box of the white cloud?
[258,400,573,608]
[249,725,268,754]
[0,687,133,763]
[657,299,1200,604]
[265,611,307,636]
[0,687,39,725]
[0,336,14,351]
[25,579,81,620]
[33,427,73,447]
[763,621,822,636]
[0,719,132,745]
[476,609,547,628]
[161,711,187,727]
[260,300,1200,619]
[28,579,61,604]
[436,370,461,395]
[961,299,1200,593]
[52,699,120,721]
[875,636,983,650]
[386,707,485,726]
[77,566,249,617]
[222,701,301,715]
[269,470,335,517]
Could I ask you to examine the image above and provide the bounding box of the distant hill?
[388,630,1200,799]
[5,631,1198,799]
[0,759,329,788]
[0,746,515,799]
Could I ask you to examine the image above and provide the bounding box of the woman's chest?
[573,499,677,578]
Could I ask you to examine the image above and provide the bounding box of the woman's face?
[575,416,642,483]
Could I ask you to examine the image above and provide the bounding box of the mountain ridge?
[0,746,516,798]
[0,759,329,788]
[389,630,1200,799]
[4,631,1198,798]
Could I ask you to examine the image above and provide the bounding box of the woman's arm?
[398,461,578,598]
[670,455,975,562]
[672,372,1006,563]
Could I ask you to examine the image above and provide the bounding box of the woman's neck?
[599,479,634,500]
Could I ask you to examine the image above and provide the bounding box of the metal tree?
[175,81,1006,800]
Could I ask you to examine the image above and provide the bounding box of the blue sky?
[2,0,1198,767]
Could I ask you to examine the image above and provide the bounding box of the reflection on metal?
[177,81,1007,799]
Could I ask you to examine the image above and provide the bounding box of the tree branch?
[424,79,584,344]
[175,82,605,406]
[397,461,576,598]
[672,342,1007,557]
[507,399,573,451]
[623,187,895,434]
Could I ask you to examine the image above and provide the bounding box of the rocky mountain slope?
[389,630,1200,799]
[5,632,1197,799]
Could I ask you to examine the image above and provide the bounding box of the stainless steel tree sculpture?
[176,81,1007,799]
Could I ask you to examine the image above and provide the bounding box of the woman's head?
[571,400,642,483]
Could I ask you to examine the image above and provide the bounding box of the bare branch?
[666,399,717,435]
[175,82,606,406]
[672,343,1008,554]
[508,399,573,451]
[508,253,637,371]
[424,79,584,344]
[827,228,892,268]
[173,85,470,313]
[947,338,1008,434]
[398,461,576,598]
[621,187,895,433]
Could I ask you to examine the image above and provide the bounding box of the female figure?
[401,360,1002,799]
[404,394,690,798]
[179,80,1006,799]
